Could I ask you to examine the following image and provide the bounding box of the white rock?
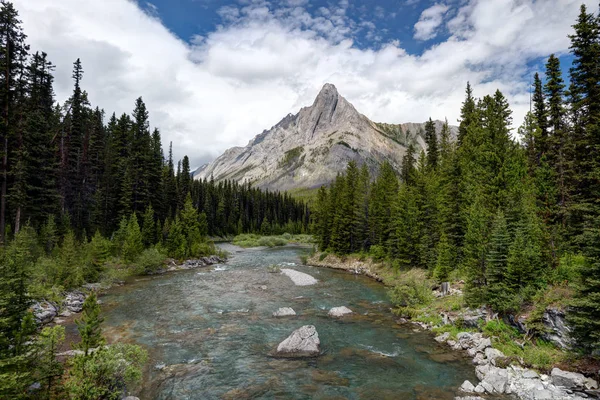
[459,380,476,393]
[276,325,320,357]
[551,368,588,389]
[280,269,318,286]
[273,307,296,317]
[484,347,505,365]
[328,306,353,317]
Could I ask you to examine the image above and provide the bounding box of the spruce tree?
[485,210,511,312]
[532,72,548,155]
[75,292,104,356]
[424,118,438,170]
[141,204,156,247]
[463,195,491,306]
[433,233,453,283]
[122,213,143,263]
[458,82,476,145]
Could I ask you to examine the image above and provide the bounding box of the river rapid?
[99,244,478,399]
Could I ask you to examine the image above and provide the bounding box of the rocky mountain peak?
[195,84,457,191]
[313,83,339,108]
[297,83,364,140]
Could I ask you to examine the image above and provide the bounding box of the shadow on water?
[100,244,479,399]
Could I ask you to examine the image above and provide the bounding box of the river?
[99,244,478,399]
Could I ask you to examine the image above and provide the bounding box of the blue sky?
[142,0,432,53]
[14,0,595,166]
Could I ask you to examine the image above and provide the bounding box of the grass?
[232,233,314,248]
[286,187,321,203]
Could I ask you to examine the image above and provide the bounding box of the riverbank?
[232,233,314,248]
[306,252,600,400]
[32,254,227,329]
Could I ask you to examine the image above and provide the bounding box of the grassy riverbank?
[307,251,596,377]
[232,233,314,248]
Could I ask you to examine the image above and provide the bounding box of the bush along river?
[98,244,482,399]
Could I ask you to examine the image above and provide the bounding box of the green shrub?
[369,245,386,261]
[65,344,148,400]
[551,252,584,285]
[299,255,308,265]
[387,269,433,315]
[319,252,328,261]
[135,248,166,274]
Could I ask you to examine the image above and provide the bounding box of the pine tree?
[458,82,476,145]
[401,143,416,186]
[75,292,104,357]
[424,118,438,170]
[141,204,155,247]
[485,210,511,312]
[369,161,398,247]
[122,213,143,263]
[433,233,453,283]
[35,325,66,400]
[463,195,491,306]
[569,213,600,352]
[532,72,548,155]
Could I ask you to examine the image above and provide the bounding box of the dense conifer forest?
[313,4,600,356]
[0,1,307,397]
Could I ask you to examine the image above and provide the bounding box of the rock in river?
[328,306,353,317]
[280,269,318,286]
[276,325,320,357]
[273,307,296,317]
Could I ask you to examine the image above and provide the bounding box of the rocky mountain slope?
[195,83,456,191]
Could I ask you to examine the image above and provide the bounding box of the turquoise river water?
[99,244,479,399]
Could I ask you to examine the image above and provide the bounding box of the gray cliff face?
[196,83,457,191]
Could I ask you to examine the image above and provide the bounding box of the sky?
[14,0,597,168]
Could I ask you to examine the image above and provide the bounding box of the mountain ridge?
[195,84,456,190]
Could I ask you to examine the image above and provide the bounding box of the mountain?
[195,83,457,191]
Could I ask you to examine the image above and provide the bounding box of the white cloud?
[12,0,598,168]
[414,3,450,41]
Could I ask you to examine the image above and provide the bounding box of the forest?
[0,1,307,398]
[313,4,600,358]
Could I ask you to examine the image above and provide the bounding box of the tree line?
[313,4,600,354]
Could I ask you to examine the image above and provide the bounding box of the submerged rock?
[280,269,318,286]
[328,306,353,317]
[273,307,296,317]
[276,325,320,357]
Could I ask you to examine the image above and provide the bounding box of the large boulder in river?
[276,325,320,357]
[273,307,296,317]
[328,306,353,317]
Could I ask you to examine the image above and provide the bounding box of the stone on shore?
[280,269,318,286]
[328,306,353,317]
[31,301,58,325]
[459,380,476,393]
[64,291,86,313]
[276,325,320,357]
[551,367,598,390]
[273,307,296,317]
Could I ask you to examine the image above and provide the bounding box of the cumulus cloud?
[12,0,598,168]
[414,3,450,41]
